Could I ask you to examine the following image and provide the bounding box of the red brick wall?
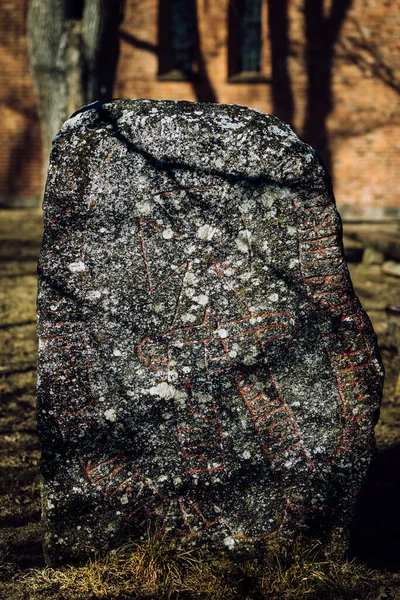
[1,0,399,211]
[0,0,42,205]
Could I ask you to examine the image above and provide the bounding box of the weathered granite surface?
[37,99,384,566]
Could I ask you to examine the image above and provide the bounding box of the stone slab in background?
[37,99,383,566]
[383,261,400,278]
[362,247,385,266]
[338,206,400,223]
[351,231,400,262]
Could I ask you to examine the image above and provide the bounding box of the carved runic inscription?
[126,190,306,535]
[294,197,380,461]
[76,189,308,538]
[74,187,381,540]
[137,310,293,375]
[38,100,383,564]
[136,198,296,451]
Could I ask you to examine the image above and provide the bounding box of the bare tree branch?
[337,16,400,95]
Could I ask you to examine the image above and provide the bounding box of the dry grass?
[14,531,400,600]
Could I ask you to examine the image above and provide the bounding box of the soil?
[0,209,399,594]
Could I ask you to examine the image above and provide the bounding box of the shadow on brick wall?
[302,0,353,177]
[267,0,353,181]
[267,0,294,128]
[0,102,41,208]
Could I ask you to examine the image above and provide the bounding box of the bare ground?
[0,209,399,597]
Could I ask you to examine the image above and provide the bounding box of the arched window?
[229,0,264,81]
[158,0,198,80]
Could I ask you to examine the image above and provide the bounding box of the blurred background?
[1,0,399,217]
[1,0,400,587]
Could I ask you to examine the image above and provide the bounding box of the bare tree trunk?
[27,0,124,199]
[66,19,85,120]
[27,0,71,163]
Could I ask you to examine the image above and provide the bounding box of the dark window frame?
[228,0,267,82]
[158,0,199,81]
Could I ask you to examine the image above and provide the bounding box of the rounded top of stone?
[57,99,327,190]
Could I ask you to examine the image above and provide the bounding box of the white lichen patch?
[223,536,236,549]
[235,229,252,253]
[182,313,197,323]
[185,271,199,286]
[68,261,86,272]
[104,409,117,422]
[269,124,286,137]
[193,294,208,306]
[262,240,271,252]
[261,194,275,208]
[162,228,174,240]
[86,290,101,300]
[243,352,257,366]
[137,201,152,215]
[239,271,252,281]
[149,382,176,400]
[167,370,179,382]
[62,110,87,131]
[197,393,213,403]
[197,223,219,241]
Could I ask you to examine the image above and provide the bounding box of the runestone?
[37,100,383,565]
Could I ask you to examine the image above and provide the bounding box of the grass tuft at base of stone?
[14,531,399,600]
